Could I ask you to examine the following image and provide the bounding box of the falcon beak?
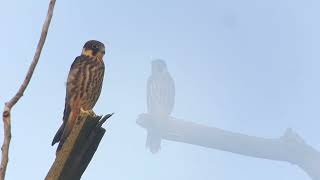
[101,47,106,55]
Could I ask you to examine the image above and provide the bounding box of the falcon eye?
[92,44,99,50]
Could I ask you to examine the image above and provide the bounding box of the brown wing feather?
[52,56,86,148]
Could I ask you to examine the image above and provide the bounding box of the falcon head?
[152,59,167,74]
[82,40,106,60]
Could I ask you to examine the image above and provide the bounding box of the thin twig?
[0,0,56,179]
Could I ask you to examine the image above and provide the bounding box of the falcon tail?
[146,131,162,153]
[51,123,65,146]
[55,109,80,152]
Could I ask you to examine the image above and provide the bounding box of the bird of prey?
[146,59,175,153]
[52,40,106,152]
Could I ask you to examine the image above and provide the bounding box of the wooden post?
[45,113,113,180]
[137,113,320,180]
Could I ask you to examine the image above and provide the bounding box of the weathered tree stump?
[45,113,113,180]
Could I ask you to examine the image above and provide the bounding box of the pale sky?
[0,0,319,179]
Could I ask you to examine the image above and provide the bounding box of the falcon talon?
[88,110,97,117]
[80,108,96,117]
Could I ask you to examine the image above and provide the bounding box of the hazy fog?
[0,0,319,179]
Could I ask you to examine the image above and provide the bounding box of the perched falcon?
[146,59,175,153]
[52,40,106,152]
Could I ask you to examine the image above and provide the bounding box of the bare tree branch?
[0,0,56,179]
[137,113,320,180]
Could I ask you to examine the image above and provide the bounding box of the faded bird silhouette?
[146,59,175,153]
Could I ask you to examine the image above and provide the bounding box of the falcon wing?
[147,72,175,116]
[63,56,85,123]
[51,56,84,146]
[163,73,175,115]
